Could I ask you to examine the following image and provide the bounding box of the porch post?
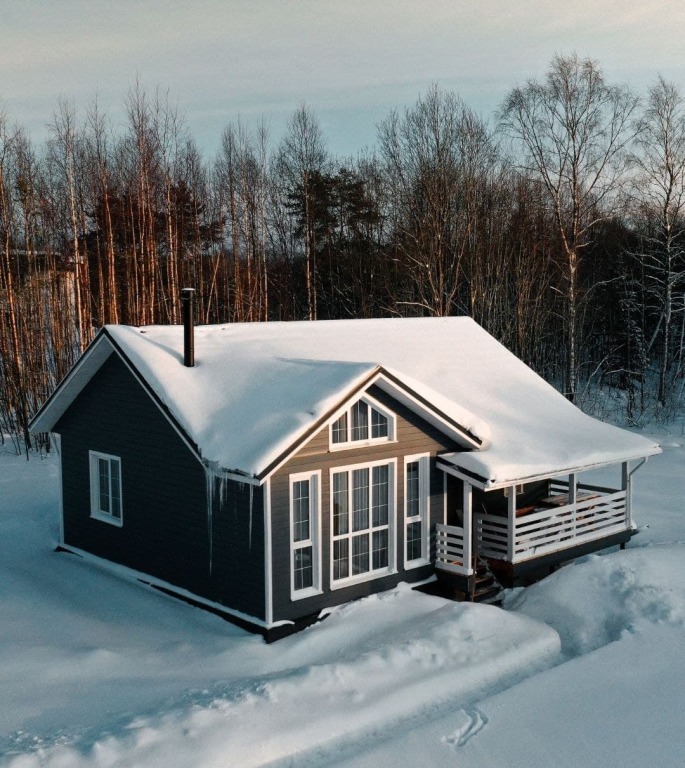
[569,473,577,536]
[507,486,516,561]
[463,481,473,574]
[568,473,577,504]
[622,461,632,528]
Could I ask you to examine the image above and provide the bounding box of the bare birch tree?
[378,86,495,317]
[499,53,639,400]
[631,76,685,405]
[276,105,329,320]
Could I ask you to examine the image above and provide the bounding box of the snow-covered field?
[1,428,684,767]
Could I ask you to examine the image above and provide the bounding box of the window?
[290,471,321,599]
[331,460,395,586]
[89,451,123,526]
[405,455,429,566]
[330,396,394,449]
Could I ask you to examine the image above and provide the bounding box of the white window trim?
[328,393,396,451]
[329,457,397,590]
[289,470,322,601]
[89,450,123,527]
[404,453,430,569]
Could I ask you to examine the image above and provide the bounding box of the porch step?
[469,557,503,604]
[432,556,504,605]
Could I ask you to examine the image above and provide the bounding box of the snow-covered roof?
[33,317,660,485]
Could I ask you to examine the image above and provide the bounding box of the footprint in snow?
[443,708,487,749]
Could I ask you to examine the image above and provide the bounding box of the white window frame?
[329,394,396,451]
[289,470,322,600]
[89,450,123,527]
[404,453,430,568]
[329,458,397,589]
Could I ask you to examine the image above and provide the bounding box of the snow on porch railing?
[435,523,473,576]
[476,489,628,564]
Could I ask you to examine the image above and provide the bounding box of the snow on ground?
[1,428,684,767]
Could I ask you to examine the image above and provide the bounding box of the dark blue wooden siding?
[55,351,265,621]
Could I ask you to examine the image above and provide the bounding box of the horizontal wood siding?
[270,385,464,623]
[55,353,264,621]
[208,476,265,618]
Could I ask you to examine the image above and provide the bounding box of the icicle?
[205,464,257,567]
[249,483,254,550]
[205,463,219,576]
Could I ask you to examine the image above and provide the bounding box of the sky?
[4,0,685,158]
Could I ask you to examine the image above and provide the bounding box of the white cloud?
[3,0,685,155]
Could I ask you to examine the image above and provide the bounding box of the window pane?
[371,408,389,438]
[372,465,389,527]
[407,521,423,561]
[332,413,347,444]
[372,529,388,569]
[333,539,349,581]
[294,546,313,590]
[98,458,110,514]
[352,468,369,531]
[334,462,392,582]
[110,459,121,519]
[352,534,369,575]
[351,401,369,441]
[333,472,349,536]
[406,461,420,518]
[292,479,310,542]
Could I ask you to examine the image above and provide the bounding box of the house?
[30,293,661,640]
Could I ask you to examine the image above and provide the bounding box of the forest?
[2,54,685,451]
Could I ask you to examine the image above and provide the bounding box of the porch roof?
[437,434,660,490]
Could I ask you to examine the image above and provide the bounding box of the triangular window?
[330,396,394,448]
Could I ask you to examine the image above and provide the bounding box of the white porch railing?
[475,485,628,564]
[435,522,473,576]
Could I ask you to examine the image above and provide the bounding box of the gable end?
[258,367,481,482]
[30,329,203,466]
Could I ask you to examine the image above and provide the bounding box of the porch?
[434,465,635,583]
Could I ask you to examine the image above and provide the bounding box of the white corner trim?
[264,478,273,626]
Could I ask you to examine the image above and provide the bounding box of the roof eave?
[29,327,203,467]
[437,445,661,491]
[257,365,484,483]
[29,329,113,434]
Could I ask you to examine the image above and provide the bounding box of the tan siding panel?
[269,386,467,622]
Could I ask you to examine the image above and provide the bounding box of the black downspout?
[181,288,195,367]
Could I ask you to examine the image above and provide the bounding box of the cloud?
[3,0,685,155]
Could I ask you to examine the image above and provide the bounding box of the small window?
[405,454,429,566]
[89,451,123,526]
[290,471,322,599]
[330,396,394,449]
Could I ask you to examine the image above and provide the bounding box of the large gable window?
[89,451,123,526]
[330,396,394,449]
[331,459,396,587]
[289,471,322,599]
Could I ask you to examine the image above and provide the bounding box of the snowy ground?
[1,427,684,767]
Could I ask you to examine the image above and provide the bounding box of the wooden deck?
[434,480,631,581]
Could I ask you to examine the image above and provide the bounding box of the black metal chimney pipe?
[180,288,195,367]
